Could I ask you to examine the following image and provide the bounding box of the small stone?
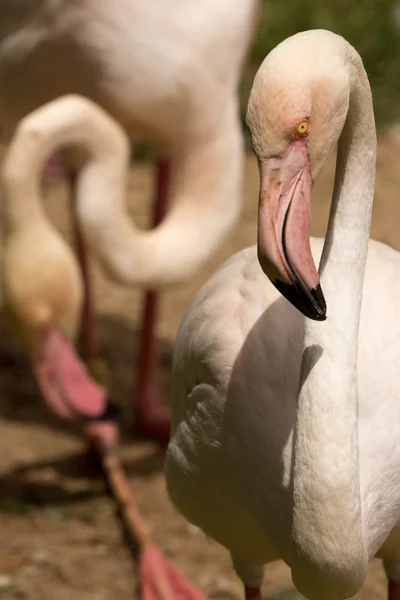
[43,505,72,521]
[32,550,52,566]
[0,575,22,596]
[0,575,13,590]
[95,544,108,556]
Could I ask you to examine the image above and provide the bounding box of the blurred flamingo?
[2,93,214,600]
[0,0,259,443]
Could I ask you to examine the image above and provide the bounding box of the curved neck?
[77,101,243,288]
[5,95,244,289]
[2,145,48,232]
[291,52,376,598]
[2,96,130,235]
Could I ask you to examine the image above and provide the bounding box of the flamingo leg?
[40,153,112,445]
[67,165,100,361]
[38,154,209,600]
[389,580,400,600]
[384,563,400,600]
[244,586,262,600]
[45,153,172,443]
[132,159,171,444]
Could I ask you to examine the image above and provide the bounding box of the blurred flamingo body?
[1,94,214,600]
[0,0,259,440]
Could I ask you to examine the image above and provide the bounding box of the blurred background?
[243,0,400,127]
[0,1,399,599]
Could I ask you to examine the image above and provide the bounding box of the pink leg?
[245,586,262,600]
[67,166,100,361]
[389,581,400,600]
[37,159,118,448]
[132,159,172,444]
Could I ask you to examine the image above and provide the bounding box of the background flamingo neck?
[78,104,243,288]
[2,95,129,232]
[291,47,376,599]
[2,140,47,229]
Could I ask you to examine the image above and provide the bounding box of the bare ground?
[0,130,399,600]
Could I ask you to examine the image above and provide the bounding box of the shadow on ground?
[0,311,172,509]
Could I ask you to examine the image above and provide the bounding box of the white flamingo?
[0,0,259,442]
[1,94,216,600]
[165,30,400,600]
[2,95,132,447]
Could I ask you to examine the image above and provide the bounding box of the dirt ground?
[0,129,399,600]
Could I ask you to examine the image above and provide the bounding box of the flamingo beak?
[257,141,326,321]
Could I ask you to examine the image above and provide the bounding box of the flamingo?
[165,29,400,600]
[0,0,259,443]
[1,93,214,600]
[2,95,134,457]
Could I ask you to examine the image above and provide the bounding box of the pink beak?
[257,140,326,321]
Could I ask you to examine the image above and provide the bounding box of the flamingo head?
[246,30,351,320]
[3,224,83,352]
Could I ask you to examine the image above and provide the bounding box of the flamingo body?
[0,0,257,142]
[166,239,400,574]
[0,0,259,444]
[0,0,260,291]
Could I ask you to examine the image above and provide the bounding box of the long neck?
[4,95,243,289]
[1,97,130,233]
[2,152,50,233]
[291,52,376,599]
[77,101,243,288]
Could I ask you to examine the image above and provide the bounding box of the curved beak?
[257,141,326,321]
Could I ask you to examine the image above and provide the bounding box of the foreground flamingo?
[166,30,400,600]
[0,0,259,443]
[2,93,212,600]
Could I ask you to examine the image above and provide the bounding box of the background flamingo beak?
[257,141,327,321]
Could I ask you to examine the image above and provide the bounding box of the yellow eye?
[296,120,309,135]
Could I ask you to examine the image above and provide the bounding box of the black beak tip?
[310,283,327,321]
[274,280,327,321]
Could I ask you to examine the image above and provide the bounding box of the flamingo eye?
[295,120,309,135]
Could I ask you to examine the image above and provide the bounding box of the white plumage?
[0,0,259,285]
[166,30,400,600]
